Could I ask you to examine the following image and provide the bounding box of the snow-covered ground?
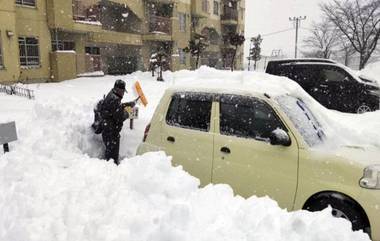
[1,66,379,241]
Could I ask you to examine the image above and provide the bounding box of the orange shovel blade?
[134,81,148,107]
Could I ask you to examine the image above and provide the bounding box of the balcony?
[221,6,239,23]
[72,0,101,22]
[149,15,172,35]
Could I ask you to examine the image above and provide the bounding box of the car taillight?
[143,123,151,142]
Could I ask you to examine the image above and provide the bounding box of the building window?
[202,0,209,13]
[52,40,75,51]
[213,1,219,15]
[179,48,186,65]
[18,37,40,67]
[15,0,36,7]
[179,13,186,32]
[85,46,100,55]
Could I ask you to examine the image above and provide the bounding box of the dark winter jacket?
[101,88,130,135]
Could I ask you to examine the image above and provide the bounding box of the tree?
[149,51,168,81]
[228,33,245,71]
[302,20,339,59]
[183,33,208,69]
[321,0,380,69]
[338,34,357,66]
[248,35,263,71]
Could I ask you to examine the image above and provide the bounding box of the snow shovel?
[133,81,148,107]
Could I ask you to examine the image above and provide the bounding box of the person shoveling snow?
[93,79,137,165]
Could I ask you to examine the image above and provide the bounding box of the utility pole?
[289,16,306,58]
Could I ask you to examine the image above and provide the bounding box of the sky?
[244,0,329,58]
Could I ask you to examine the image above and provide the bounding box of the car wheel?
[305,196,370,235]
[356,104,372,114]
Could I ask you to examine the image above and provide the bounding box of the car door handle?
[220,147,231,154]
[167,136,175,143]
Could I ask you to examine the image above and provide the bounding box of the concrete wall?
[16,1,52,83]
[171,1,191,71]
[46,0,74,30]
[50,52,77,81]
[0,1,19,83]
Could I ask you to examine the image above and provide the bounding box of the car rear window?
[166,93,212,132]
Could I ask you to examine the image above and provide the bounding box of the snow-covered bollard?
[0,121,18,153]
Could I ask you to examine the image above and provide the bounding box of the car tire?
[356,103,372,114]
[304,195,370,235]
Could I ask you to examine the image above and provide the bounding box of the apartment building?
[0,0,245,83]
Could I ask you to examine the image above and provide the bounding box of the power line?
[260,28,294,37]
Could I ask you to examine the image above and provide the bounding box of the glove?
[122,101,135,108]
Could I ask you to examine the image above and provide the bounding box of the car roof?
[282,62,339,66]
[166,86,271,100]
[267,58,336,64]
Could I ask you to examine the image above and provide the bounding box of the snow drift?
[1,66,378,241]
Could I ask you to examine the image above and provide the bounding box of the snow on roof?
[164,66,307,100]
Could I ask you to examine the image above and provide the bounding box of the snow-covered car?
[137,86,380,240]
[266,59,380,114]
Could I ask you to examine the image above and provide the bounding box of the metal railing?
[0,84,35,99]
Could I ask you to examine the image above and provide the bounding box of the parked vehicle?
[137,86,380,240]
[265,59,380,113]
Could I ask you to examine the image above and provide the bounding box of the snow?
[150,31,168,35]
[360,62,380,86]
[55,50,76,54]
[75,20,102,26]
[1,66,379,241]
[77,71,105,77]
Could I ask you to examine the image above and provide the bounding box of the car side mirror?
[270,129,291,147]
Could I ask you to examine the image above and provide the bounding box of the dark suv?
[266,59,380,113]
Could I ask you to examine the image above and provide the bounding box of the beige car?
[137,86,380,240]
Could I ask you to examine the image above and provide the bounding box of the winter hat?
[114,79,126,90]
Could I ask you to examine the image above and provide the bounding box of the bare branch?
[320,0,380,69]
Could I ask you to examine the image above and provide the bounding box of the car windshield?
[276,95,325,147]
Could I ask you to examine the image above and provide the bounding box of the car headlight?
[360,165,380,189]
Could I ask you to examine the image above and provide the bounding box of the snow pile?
[359,61,380,85]
[0,150,370,241]
[0,67,378,241]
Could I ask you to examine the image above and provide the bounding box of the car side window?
[321,67,351,82]
[291,65,312,84]
[219,95,287,141]
[166,93,212,132]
